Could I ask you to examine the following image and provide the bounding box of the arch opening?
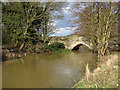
[72,44,83,50]
[72,44,90,51]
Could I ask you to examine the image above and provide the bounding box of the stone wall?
[48,35,92,50]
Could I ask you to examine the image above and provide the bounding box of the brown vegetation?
[73,53,118,88]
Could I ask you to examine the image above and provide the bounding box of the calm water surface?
[2,49,97,88]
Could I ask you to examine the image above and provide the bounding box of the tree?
[39,2,66,44]
[2,2,66,51]
[72,2,119,57]
[2,2,45,50]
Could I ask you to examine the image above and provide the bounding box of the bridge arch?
[48,35,92,50]
[72,44,83,50]
[69,42,92,50]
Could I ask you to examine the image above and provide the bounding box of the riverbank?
[72,53,119,88]
[2,42,72,61]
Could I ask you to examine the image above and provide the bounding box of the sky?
[50,0,119,36]
[50,2,78,36]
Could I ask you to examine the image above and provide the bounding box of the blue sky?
[50,2,78,36]
[55,3,74,28]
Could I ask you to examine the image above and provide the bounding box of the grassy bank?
[73,53,119,88]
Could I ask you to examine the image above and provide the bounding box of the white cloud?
[48,20,58,26]
[66,7,70,10]
[51,27,77,36]
[62,7,71,13]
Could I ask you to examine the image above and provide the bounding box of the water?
[2,49,97,88]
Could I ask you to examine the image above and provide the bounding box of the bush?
[46,42,65,52]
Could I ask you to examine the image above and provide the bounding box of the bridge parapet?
[48,35,92,50]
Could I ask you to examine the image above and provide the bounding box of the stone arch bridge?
[48,35,92,50]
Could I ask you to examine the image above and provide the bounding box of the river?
[2,48,98,88]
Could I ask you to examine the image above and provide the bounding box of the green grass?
[73,54,119,88]
[53,48,72,54]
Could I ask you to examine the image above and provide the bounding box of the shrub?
[46,42,65,52]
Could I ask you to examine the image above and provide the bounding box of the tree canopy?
[2,2,66,52]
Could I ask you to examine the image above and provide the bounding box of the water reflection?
[2,50,97,88]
